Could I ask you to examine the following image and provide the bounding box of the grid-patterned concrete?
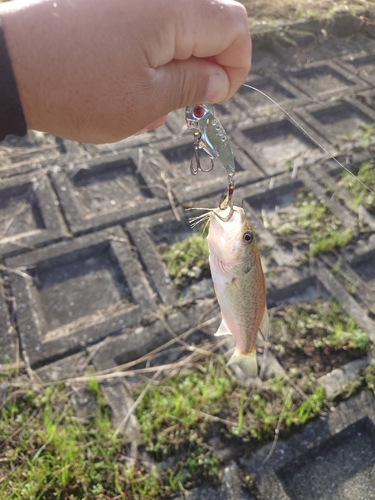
[1,11,375,498]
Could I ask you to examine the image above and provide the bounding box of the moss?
[272,299,370,354]
[270,189,355,256]
[341,160,375,216]
[161,233,210,287]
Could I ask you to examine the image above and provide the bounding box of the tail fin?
[227,349,258,378]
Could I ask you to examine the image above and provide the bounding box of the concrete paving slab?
[316,264,375,343]
[0,172,66,258]
[235,116,324,176]
[232,75,307,115]
[36,350,88,382]
[242,392,375,500]
[0,278,16,365]
[100,378,141,445]
[324,12,363,38]
[285,60,368,99]
[297,97,375,146]
[351,247,375,308]
[250,46,283,73]
[0,131,66,172]
[174,463,256,500]
[279,419,375,500]
[307,158,375,238]
[91,300,220,373]
[323,253,375,314]
[142,135,265,204]
[5,226,155,367]
[51,152,171,235]
[339,50,375,86]
[319,355,375,399]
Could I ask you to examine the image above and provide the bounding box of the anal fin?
[215,320,232,337]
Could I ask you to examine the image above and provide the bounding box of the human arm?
[0,17,26,141]
[0,0,251,144]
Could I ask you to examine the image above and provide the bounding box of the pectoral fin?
[259,306,269,340]
[227,349,258,378]
[215,320,232,337]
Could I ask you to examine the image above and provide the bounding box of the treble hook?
[216,175,235,221]
[190,131,215,175]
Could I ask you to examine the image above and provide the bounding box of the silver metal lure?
[185,104,235,183]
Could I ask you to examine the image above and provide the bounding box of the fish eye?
[243,231,253,243]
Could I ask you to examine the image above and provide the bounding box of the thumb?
[152,57,230,115]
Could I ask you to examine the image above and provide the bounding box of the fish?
[207,204,269,377]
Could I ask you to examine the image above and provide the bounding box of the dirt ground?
[243,0,374,24]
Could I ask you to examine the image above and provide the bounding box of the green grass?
[135,358,326,481]
[0,302,371,499]
[1,345,371,498]
[364,360,375,394]
[351,122,375,148]
[272,299,371,355]
[1,366,232,498]
[296,191,354,255]
[229,381,325,440]
[0,384,124,499]
[334,359,375,400]
[271,189,355,255]
[161,233,210,287]
[135,359,234,458]
[0,378,186,500]
[341,160,375,216]
[0,359,325,499]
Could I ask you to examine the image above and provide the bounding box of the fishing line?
[241,83,375,196]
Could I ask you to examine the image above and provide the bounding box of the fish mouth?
[209,206,246,238]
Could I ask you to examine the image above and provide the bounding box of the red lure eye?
[193,106,205,118]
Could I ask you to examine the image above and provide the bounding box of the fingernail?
[205,73,229,103]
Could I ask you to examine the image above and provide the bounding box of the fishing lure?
[185,104,236,219]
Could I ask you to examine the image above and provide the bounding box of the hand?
[1,0,251,143]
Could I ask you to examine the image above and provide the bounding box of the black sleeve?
[0,17,27,142]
